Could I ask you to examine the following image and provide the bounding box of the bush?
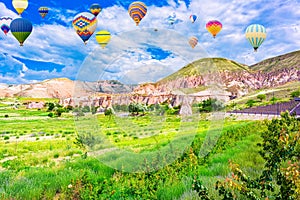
[48,112,54,118]
[4,136,9,140]
[53,153,59,158]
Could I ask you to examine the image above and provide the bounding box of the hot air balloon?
[245,24,267,51]
[72,12,98,45]
[188,36,198,48]
[189,15,197,23]
[128,1,147,26]
[0,16,13,35]
[167,13,176,25]
[12,0,28,16]
[38,7,49,18]
[95,30,111,48]
[206,20,222,38]
[10,18,32,46]
[90,4,101,17]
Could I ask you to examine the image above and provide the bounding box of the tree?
[104,108,114,117]
[257,94,266,102]
[199,98,224,112]
[246,99,255,108]
[128,103,147,116]
[290,90,300,98]
[47,102,55,111]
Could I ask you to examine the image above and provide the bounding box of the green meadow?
[0,100,298,199]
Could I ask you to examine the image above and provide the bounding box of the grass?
[0,105,267,199]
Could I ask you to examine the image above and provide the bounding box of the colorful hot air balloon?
[10,18,32,46]
[206,20,222,38]
[38,7,49,18]
[168,13,176,25]
[72,12,97,45]
[189,15,197,23]
[90,4,101,17]
[95,30,111,48]
[188,36,198,48]
[245,24,267,51]
[0,16,13,35]
[128,1,147,26]
[12,0,28,16]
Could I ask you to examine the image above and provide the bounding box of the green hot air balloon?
[10,18,33,46]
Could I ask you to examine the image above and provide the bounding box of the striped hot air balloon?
[188,36,198,48]
[90,4,101,17]
[0,16,13,35]
[206,20,222,38]
[189,15,197,23]
[38,7,49,18]
[95,30,111,48]
[72,12,97,44]
[245,24,267,51]
[128,1,147,26]
[10,18,33,46]
[12,0,28,16]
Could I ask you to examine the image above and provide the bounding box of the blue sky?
[0,0,299,84]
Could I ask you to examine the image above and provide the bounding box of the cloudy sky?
[0,0,299,84]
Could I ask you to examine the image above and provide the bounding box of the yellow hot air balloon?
[95,30,111,48]
[12,0,28,16]
[206,20,222,38]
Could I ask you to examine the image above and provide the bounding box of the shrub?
[4,136,9,140]
[53,153,59,158]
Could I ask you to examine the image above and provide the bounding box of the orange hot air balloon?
[206,20,222,38]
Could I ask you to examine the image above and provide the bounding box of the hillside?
[250,50,300,72]
[159,57,249,83]
[134,51,300,102]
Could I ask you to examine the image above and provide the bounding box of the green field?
[0,101,298,199]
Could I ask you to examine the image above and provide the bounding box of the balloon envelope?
[10,18,32,46]
[128,1,147,26]
[38,7,49,18]
[95,30,111,48]
[245,24,266,51]
[188,36,198,48]
[189,15,197,23]
[0,16,13,35]
[12,0,28,15]
[72,12,97,44]
[206,20,222,38]
[90,4,101,16]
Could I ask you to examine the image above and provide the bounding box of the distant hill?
[0,78,133,98]
[159,57,249,83]
[250,50,300,72]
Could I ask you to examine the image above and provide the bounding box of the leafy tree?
[257,94,266,102]
[55,108,65,117]
[104,108,114,117]
[290,90,300,98]
[246,99,255,108]
[47,102,55,111]
[199,98,224,112]
[128,103,147,116]
[82,105,90,113]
